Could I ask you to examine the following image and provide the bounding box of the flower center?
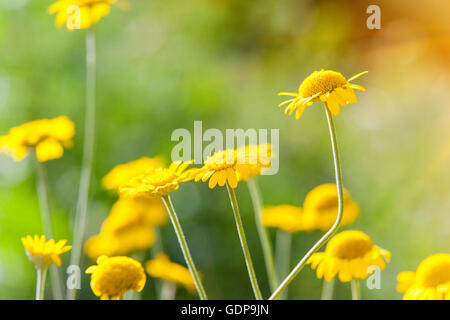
[416,254,450,287]
[299,70,348,99]
[143,169,177,187]
[326,230,373,260]
[205,150,236,171]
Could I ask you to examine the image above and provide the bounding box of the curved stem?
[269,104,345,300]
[321,279,335,300]
[161,195,208,300]
[275,230,291,299]
[67,28,96,300]
[35,157,63,300]
[35,268,48,300]
[351,279,360,300]
[226,183,263,300]
[246,178,278,292]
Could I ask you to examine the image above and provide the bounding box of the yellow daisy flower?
[145,253,196,292]
[307,230,391,282]
[235,144,272,181]
[302,184,360,231]
[0,116,75,162]
[48,0,116,31]
[102,156,165,192]
[22,235,72,269]
[397,253,450,300]
[261,205,303,233]
[278,69,367,119]
[119,161,193,198]
[86,255,146,300]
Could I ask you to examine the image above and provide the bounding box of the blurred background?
[0,0,449,299]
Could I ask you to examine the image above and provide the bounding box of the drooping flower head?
[235,144,272,181]
[22,235,72,270]
[0,116,75,162]
[278,70,367,119]
[307,230,391,282]
[145,253,196,292]
[397,253,450,300]
[302,184,360,231]
[48,0,116,31]
[261,205,303,233]
[86,255,146,300]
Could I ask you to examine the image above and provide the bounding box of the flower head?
[302,184,360,231]
[119,161,192,198]
[22,235,72,269]
[397,253,450,300]
[307,230,391,282]
[0,116,75,162]
[278,70,367,119]
[48,0,116,31]
[86,255,146,300]
[261,205,303,233]
[235,144,272,181]
[145,253,196,292]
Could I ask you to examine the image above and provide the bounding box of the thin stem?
[226,183,263,300]
[275,230,291,300]
[246,178,278,292]
[351,279,361,300]
[161,195,207,300]
[34,157,63,300]
[269,104,345,300]
[160,281,177,300]
[321,278,335,300]
[150,226,164,299]
[67,28,96,300]
[35,268,48,300]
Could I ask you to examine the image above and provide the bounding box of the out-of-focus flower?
[307,230,391,282]
[235,144,272,181]
[86,255,146,300]
[397,253,450,300]
[278,70,367,119]
[261,205,303,233]
[102,157,165,193]
[0,116,75,162]
[48,0,116,31]
[22,235,72,269]
[145,253,196,292]
[302,184,360,231]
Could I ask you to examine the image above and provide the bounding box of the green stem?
[161,195,207,300]
[160,281,177,300]
[351,279,360,300]
[275,230,291,300]
[67,28,96,300]
[246,178,278,292]
[34,157,63,300]
[269,103,345,300]
[150,226,164,299]
[35,268,48,300]
[321,278,335,300]
[226,183,263,300]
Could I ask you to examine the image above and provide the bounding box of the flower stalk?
[275,230,292,299]
[35,268,48,300]
[269,103,345,300]
[321,279,335,300]
[351,279,361,300]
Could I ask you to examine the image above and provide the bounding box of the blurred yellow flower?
[145,253,196,292]
[278,70,367,119]
[119,161,192,198]
[261,205,303,233]
[307,230,391,282]
[102,156,165,192]
[397,253,450,300]
[0,116,75,162]
[86,256,146,300]
[22,235,72,269]
[302,184,360,231]
[235,144,272,181]
[48,0,116,31]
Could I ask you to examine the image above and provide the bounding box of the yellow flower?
[278,70,367,119]
[235,144,272,181]
[22,235,72,269]
[307,230,391,282]
[86,255,146,300]
[261,205,303,233]
[302,184,360,231]
[119,161,192,198]
[0,116,75,162]
[145,253,196,292]
[397,253,450,300]
[48,0,116,31]
[102,156,165,193]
